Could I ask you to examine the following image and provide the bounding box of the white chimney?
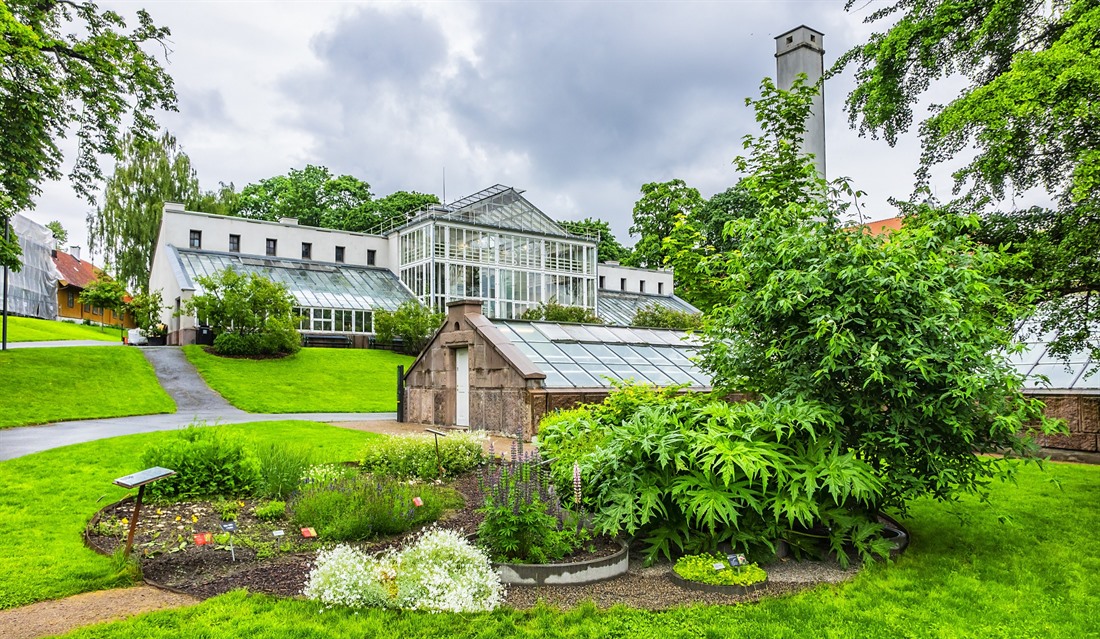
[163,202,185,213]
[69,245,81,261]
[775,25,826,179]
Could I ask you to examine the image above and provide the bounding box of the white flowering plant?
[303,528,503,613]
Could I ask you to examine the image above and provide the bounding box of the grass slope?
[51,462,1100,639]
[42,461,1100,633]
[0,421,381,609]
[183,345,413,413]
[3,316,120,342]
[0,347,175,428]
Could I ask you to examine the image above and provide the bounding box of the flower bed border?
[493,540,629,586]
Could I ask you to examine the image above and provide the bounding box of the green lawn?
[2,316,121,342]
[183,345,414,413]
[0,347,175,428]
[0,421,381,610]
[46,461,1100,638]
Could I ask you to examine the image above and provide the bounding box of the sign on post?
[113,467,176,557]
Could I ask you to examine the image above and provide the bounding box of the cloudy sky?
[35,0,952,261]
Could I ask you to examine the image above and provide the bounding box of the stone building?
[403,300,710,437]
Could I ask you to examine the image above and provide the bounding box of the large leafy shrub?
[631,303,701,330]
[303,529,503,612]
[183,268,301,356]
[141,425,260,500]
[540,388,889,565]
[697,77,1059,512]
[372,300,443,354]
[360,432,484,479]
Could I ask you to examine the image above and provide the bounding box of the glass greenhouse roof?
[1009,321,1099,391]
[491,319,711,389]
[597,290,700,327]
[175,248,415,312]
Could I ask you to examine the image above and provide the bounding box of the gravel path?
[504,557,858,610]
[0,586,197,639]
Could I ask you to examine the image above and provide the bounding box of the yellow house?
[52,248,136,328]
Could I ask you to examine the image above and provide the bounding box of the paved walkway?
[0,345,396,461]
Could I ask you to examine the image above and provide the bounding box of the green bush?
[539,385,891,566]
[185,269,302,357]
[212,319,301,357]
[520,300,602,324]
[674,553,767,586]
[372,300,443,354]
[254,501,286,522]
[290,475,460,542]
[631,303,702,330]
[477,454,585,563]
[254,442,314,499]
[140,425,261,501]
[360,432,484,479]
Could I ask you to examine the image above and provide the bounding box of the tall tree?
[838,0,1100,359]
[189,182,240,217]
[369,191,440,232]
[234,165,373,229]
[557,218,630,263]
[702,74,1058,515]
[0,1,176,271]
[87,132,199,292]
[626,179,704,269]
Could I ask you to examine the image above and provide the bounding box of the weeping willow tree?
[87,132,199,293]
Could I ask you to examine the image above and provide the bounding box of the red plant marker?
[301,527,317,538]
[413,497,424,507]
[193,532,213,546]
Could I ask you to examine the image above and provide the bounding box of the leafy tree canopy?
[78,274,128,333]
[0,0,176,271]
[558,218,630,263]
[45,221,67,246]
[87,132,199,293]
[701,76,1060,513]
[839,0,1100,360]
[626,180,704,269]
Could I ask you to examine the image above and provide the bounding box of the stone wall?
[1030,393,1099,453]
[404,300,539,434]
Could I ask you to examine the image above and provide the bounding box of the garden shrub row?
[360,431,484,479]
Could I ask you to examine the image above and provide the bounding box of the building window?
[335,246,345,263]
[640,280,646,293]
[189,230,202,249]
[229,234,240,252]
[92,306,102,316]
[367,249,376,266]
[598,275,605,289]
[302,242,312,259]
[83,303,91,313]
[620,278,627,291]
[658,282,664,295]
[266,239,277,256]
[66,291,74,308]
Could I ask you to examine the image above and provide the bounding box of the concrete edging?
[494,540,629,585]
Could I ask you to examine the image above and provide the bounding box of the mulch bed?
[86,471,860,609]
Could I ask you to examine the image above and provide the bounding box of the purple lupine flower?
[573,462,582,506]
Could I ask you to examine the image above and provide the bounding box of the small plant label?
[412,497,424,507]
[220,522,237,533]
[272,529,285,538]
[193,532,213,546]
[712,562,726,571]
[300,527,317,538]
[727,553,748,568]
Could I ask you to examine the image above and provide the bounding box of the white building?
[150,185,697,345]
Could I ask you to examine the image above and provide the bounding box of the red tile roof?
[52,250,104,289]
[859,216,904,235]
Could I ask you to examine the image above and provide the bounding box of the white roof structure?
[1008,321,1099,391]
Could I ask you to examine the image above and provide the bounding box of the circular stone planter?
[494,540,629,586]
[877,513,910,558]
[669,571,768,595]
